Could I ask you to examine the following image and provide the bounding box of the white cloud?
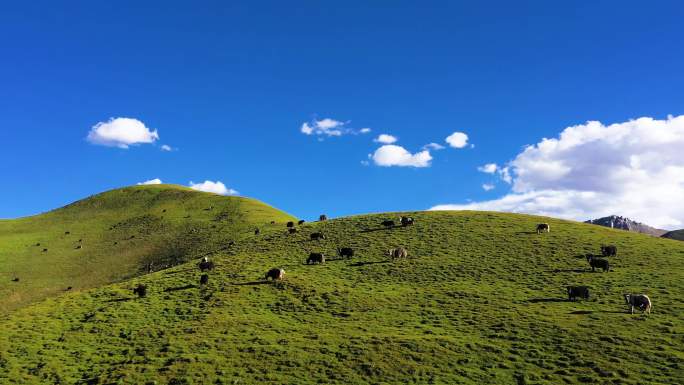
[87,117,159,148]
[374,134,398,144]
[300,118,346,137]
[372,145,432,168]
[423,142,446,151]
[431,115,684,229]
[478,163,498,173]
[160,144,173,151]
[360,128,372,134]
[445,131,469,148]
[137,178,162,185]
[482,183,495,191]
[189,180,239,196]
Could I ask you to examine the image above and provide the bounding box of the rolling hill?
[661,229,684,242]
[0,184,295,312]
[0,188,683,384]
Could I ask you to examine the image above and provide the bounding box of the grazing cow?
[199,259,215,272]
[586,255,610,272]
[567,286,590,301]
[298,220,306,225]
[623,294,651,314]
[319,214,327,221]
[42,248,48,252]
[270,221,276,224]
[288,228,298,234]
[65,231,70,235]
[310,232,325,241]
[387,247,408,260]
[382,220,395,228]
[162,209,167,213]
[286,221,295,228]
[66,286,72,290]
[307,253,325,264]
[133,284,147,298]
[78,239,82,242]
[536,223,550,234]
[35,242,40,246]
[75,245,82,249]
[200,274,209,285]
[265,268,285,281]
[11,277,19,282]
[254,228,260,235]
[601,245,618,257]
[338,247,354,258]
[400,216,415,227]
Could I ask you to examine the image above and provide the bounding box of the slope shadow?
[164,284,196,292]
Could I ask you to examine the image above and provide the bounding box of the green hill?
[1,204,683,384]
[0,184,295,312]
[661,229,684,241]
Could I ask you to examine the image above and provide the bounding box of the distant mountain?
[661,229,684,241]
[585,215,667,237]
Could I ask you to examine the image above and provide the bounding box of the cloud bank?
[87,117,159,148]
[189,180,238,196]
[432,115,684,229]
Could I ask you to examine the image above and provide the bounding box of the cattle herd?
[536,222,652,315]
[122,216,651,316]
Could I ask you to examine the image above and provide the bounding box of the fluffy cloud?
[300,118,345,136]
[478,163,498,173]
[423,142,446,151]
[374,134,398,144]
[445,132,469,148]
[189,180,239,196]
[431,115,684,229]
[372,145,432,168]
[137,178,162,185]
[87,117,159,148]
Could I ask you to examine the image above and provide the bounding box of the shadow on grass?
[359,227,396,233]
[515,231,538,235]
[552,268,590,273]
[232,281,270,286]
[164,268,195,275]
[104,297,135,303]
[164,284,196,292]
[526,298,567,303]
[350,260,391,267]
[570,310,626,315]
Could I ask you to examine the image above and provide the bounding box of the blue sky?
[2,1,684,227]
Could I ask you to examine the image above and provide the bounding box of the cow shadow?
[515,231,538,235]
[164,284,196,292]
[104,297,135,303]
[232,281,270,286]
[526,298,567,303]
[551,268,590,273]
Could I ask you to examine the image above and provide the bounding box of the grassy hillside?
[0,184,295,312]
[661,229,684,241]
[0,210,682,384]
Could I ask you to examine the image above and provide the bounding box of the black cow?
[254,228,260,235]
[536,223,550,234]
[400,216,414,227]
[624,293,652,314]
[307,253,325,264]
[286,221,295,228]
[338,247,354,258]
[288,228,298,234]
[586,255,610,272]
[265,268,285,281]
[298,220,306,225]
[199,260,215,272]
[42,248,48,252]
[11,277,19,282]
[310,232,325,241]
[601,245,618,257]
[65,231,70,235]
[133,284,147,298]
[567,286,590,301]
[382,220,395,228]
[200,274,209,285]
[319,214,327,221]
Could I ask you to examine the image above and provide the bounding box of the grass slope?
[661,230,684,242]
[0,184,295,312]
[1,211,683,384]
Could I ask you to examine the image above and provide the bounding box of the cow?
[387,247,408,260]
[601,245,618,257]
[286,221,295,228]
[200,274,209,285]
[35,243,40,246]
[536,223,550,234]
[310,232,325,241]
[288,228,298,234]
[319,214,327,221]
[133,284,147,298]
[11,277,19,282]
[567,286,590,301]
[65,231,70,235]
[75,245,82,249]
[298,220,306,225]
[400,216,414,227]
[265,268,285,281]
[307,253,325,264]
[382,220,395,228]
[624,294,651,314]
[338,247,354,258]
[254,228,260,235]
[586,255,610,272]
[42,248,48,252]
[270,221,276,224]
[199,259,215,272]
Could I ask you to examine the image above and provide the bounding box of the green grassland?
[0,184,295,312]
[1,187,683,384]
